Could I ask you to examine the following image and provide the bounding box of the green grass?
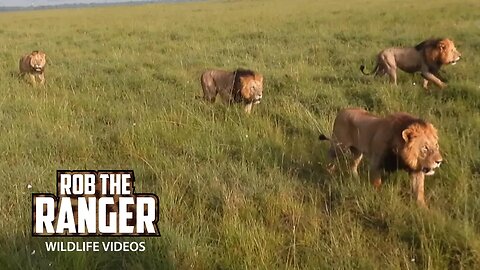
[0,0,480,268]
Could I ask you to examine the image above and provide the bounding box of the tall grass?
[0,0,479,268]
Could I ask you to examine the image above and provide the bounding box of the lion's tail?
[319,134,330,141]
[360,63,378,76]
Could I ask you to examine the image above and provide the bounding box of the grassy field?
[0,0,480,268]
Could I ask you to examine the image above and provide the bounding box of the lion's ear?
[438,41,446,52]
[427,123,438,138]
[402,128,415,142]
[240,77,251,100]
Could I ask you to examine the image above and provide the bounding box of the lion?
[19,50,47,86]
[360,38,461,89]
[200,69,263,114]
[319,108,443,207]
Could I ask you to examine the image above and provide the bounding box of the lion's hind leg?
[326,146,338,174]
[385,66,397,85]
[326,146,363,177]
[325,142,352,174]
[373,64,387,78]
[201,85,217,103]
[17,71,25,82]
[378,54,397,85]
[349,147,363,177]
[203,94,216,103]
[200,73,218,102]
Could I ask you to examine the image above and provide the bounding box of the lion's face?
[241,75,263,104]
[437,39,461,65]
[401,123,443,175]
[29,51,46,72]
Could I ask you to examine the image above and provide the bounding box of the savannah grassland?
[0,0,479,269]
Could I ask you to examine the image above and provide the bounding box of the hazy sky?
[0,0,156,7]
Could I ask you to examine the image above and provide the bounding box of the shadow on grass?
[312,74,372,86]
[262,111,357,214]
[435,84,480,105]
[397,211,480,269]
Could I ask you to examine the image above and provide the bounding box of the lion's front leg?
[370,169,382,190]
[421,68,446,89]
[369,156,384,189]
[422,78,429,89]
[28,73,37,86]
[38,72,45,86]
[244,102,253,114]
[410,172,427,208]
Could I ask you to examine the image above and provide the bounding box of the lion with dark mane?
[19,50,47,86]
[200,69,263,114]
[360,38,461,89]
[319,108,443,207]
